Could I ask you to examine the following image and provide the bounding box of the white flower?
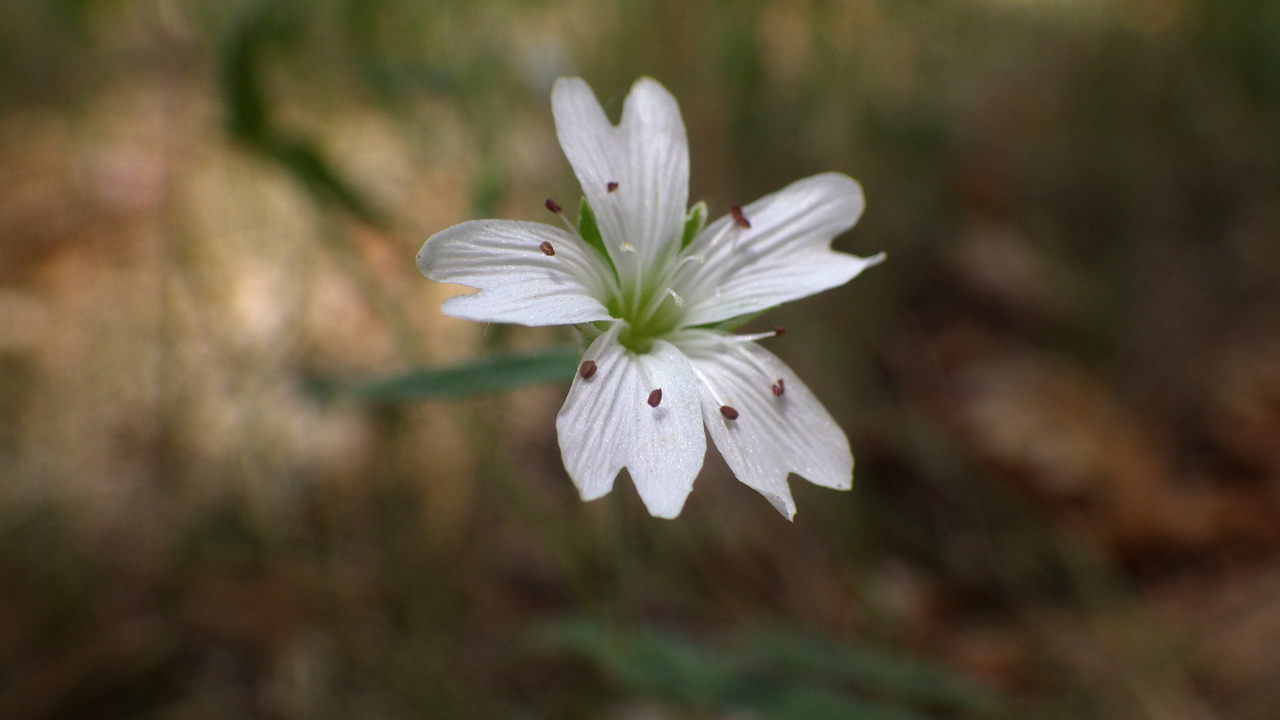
[418,77,884,519]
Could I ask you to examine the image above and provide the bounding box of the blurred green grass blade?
[220,0,385,226]
[266,136,385,224]
[351,347,580,401]
[528,618,993,719]
[739,629,1003,714]
[221,9,267,140]
[608,633,737,706]
[529,618,737,706]
[759,687,939,720]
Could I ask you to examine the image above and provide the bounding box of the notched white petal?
[679,330,853,519]
[417,219,614,327]
[556,325,706,518]
[552,76,689,273]
[680,173,882,327]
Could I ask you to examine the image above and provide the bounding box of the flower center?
[563,195,718,353]
[609,268,687,353]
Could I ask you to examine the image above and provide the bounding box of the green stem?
[605,486,639,648]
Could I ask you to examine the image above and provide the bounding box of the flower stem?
[604,486,639,644]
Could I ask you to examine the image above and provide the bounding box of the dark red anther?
[579,360,597,379]
[606,181,619,193]
[773,325,786,337]
[539,241,555,256]
[719,405,739,420]
[771,379,785,397]
[730,204,751,229]
[545,198,563,213]
[647,388,662,407]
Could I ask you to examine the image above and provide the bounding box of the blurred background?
[2,0,1280,717]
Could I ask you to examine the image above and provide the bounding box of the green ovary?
[608,277,686,355]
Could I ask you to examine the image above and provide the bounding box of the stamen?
[772,379,785,397]
[544,198,578,234]
[579,360,598,379]
[706,219,737,245]
[646,256,708,309]
[725,330,782,343]
[540,239,589,275]
[615,240,642,314]
[647,388,662,407]
[773,326,786,336]
[719,405,739,420]
[674,253,706,270]
[688,364,731,413]
[607,181,619,193]
[730,204,751,229]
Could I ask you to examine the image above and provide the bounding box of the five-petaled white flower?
[418,77,883,519]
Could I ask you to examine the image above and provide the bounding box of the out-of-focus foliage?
[530,618,1003,718]
[347,347,580,400]
[2,0,1280,719]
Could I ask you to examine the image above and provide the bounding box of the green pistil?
[614,323,651,354]
[580,199,709,352]
[619,298,682,352]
